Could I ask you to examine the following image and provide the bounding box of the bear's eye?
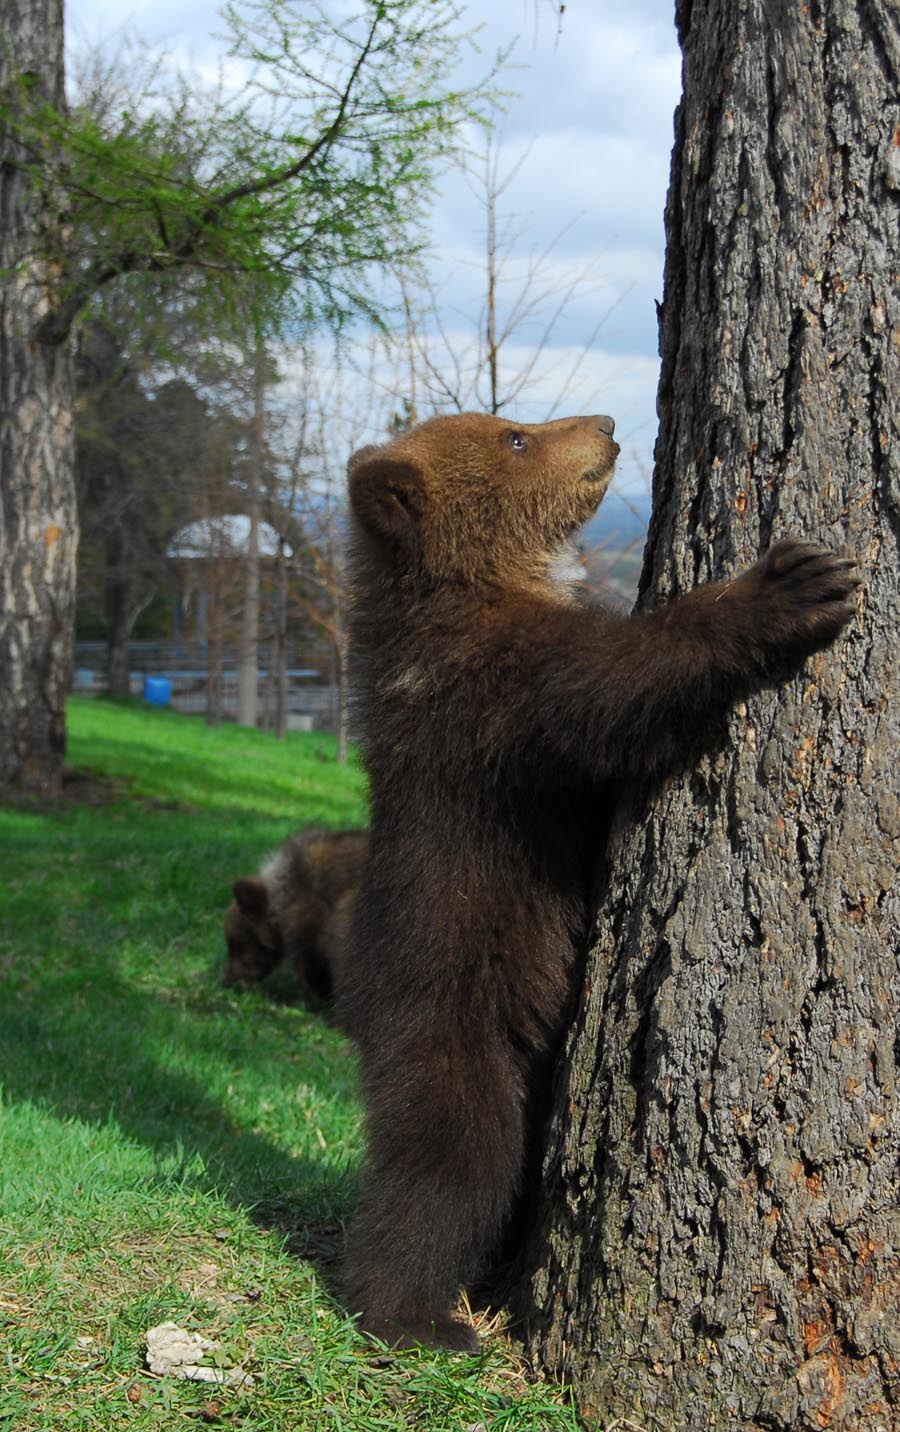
[506,431,528,453]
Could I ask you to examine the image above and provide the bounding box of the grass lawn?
[0,698,580,1431]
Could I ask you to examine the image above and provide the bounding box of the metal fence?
[73,642,341,731]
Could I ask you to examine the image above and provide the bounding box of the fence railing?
[72,642,341,732]
[73,640,325,674]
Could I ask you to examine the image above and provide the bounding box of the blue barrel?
[143,676,171,707]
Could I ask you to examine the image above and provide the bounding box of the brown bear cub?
[223,827,367,1001]
[340,411,860,1353]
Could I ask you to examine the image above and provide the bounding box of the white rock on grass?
[145,1321,254,1388]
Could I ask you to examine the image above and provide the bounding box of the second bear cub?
[341,411,859,1352]
[224,827,367,1000]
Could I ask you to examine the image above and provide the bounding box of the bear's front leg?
[709,537,861,677]
[503,538,860,787]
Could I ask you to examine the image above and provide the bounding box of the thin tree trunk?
[485,147,499,417]
[274,537,288,741]
[236,503,260,727]
[524,3,900,1429]
[259,657,273,732]
[0,0,77,796]
[105,531,131,701]
[335,623,348,766]
[206,563,224,727]
[237,337,264,729]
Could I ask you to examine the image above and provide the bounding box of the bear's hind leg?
[345,1040,525,1352]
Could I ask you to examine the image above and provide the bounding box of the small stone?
[145,1321,254,1389]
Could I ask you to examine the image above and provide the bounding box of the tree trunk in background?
[0,0,77,795]
[105,530,131,701]
[274,537,288,740]
[236,500,260,726]
[524,3,900,1429]
[206,560,224,728]
[335,624,349,766]
[237,338,264,729]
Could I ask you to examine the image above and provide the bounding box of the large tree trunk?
[524,3,900,1429]
[0,0,77,796]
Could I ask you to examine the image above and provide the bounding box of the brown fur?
[340,411,860,1352]
[223,827,367,1001]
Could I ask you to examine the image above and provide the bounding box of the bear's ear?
[348,450,424,558]
[233,877,268,916]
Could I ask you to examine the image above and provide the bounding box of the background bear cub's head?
[348,412,619,585]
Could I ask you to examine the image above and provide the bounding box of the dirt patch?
[0,767,189,814]
[61,768,132,805]
[0,767,129,813]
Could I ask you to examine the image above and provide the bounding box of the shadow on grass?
[0,689,372,1309]
[0,786,367,1309]
[66,735,365,824]
[0,973,355,1293]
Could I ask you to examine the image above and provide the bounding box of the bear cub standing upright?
[341,411,859,1352]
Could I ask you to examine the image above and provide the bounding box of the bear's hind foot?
[359,1309,481,1355]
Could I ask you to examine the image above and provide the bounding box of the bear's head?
[348,412,619,585]
[222,878,282,986]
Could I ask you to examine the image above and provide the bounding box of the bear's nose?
[597,415,615,437]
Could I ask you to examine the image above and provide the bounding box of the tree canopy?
[3,0,497,345]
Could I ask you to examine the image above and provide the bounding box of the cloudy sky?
[66,0,682,496]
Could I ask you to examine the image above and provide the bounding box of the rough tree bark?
[0,0,77,795]
[524,3,900,1430]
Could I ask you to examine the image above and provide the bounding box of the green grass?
[0,698,580,1431]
